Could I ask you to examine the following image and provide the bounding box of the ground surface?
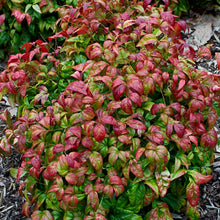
[1,9,220,220]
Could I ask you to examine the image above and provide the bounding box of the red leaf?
[65,173,78,185]
[22,202,30,217]
[121,98,133,114]
[87,191,99,209]
[135,147,145,161]
[145,144,169,167]
[0,14,5,25]
[127,76,144,95]
[118,135,132,144]
[189,99,205,113]
[188,170,213,185]
[166,123,173,138]
[126,119,146,130]
[179,137,191,151]
[101,115,117,126]
[186,180,200,207]
[200,129,217,150]
[130,161,143,178]
[143,0,152,9]
[177,79,185,91]
[93,123,106,142]
[82,107,95,120]
[21,42,33,53]
[197,47,211,59]
[68,126,81,139]
[31,156,41,169]
[12,10,25,23]
[53,144,65,154]
[109,176,122,185]
[89,151,103,171]
[113,84,126,100]
[66,81,87,95]
[174,123,185,138]
[89,61,108,77]
[151,103,166,115]
[107,101,121,114]
[43,165,57,181]
[84,121,95,136]
[25,13,31,26]
[95,214,106,220]
[85,43,103,60]
[82,137,94,149]
[103,185,114,199]
[147,133,164,145]
[38,116,50,129]
[161,11,175,26]
[129,92,142,107]
[189,135,198,147]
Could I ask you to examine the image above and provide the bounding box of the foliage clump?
[0,0,78,59]
[0,0,220,219]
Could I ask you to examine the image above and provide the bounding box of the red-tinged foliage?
[0,14,5,25]
[0,0,219,219]
[188,170,213,185]
[22,201,30,217]
[93,123,106,142]
[186,180,200,207]
[32,210,54,220]
[215,53,220,70]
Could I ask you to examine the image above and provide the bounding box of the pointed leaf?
[126,119,146,130]
[89,151,103,171]
[186,180,200,207]
[93,123,106,142]
[137,34,157,47]
[188,170,212,185]
[130,161,143,178]
[121,98,133,114]
[155,168,171,197]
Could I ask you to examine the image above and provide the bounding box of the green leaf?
[10,168,18,178]
[171,169,187,181]
[144,177,159,198]
[127,182,146,207]
[109,208,142,220]
[162,193,185,212]
[32,4,41,14]
[36,193,47,209]
[25,4,32,13]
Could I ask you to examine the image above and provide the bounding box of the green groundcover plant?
[0,0,78,59]
[1,0,220,219]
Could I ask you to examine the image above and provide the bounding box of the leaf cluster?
[0,0,78,59]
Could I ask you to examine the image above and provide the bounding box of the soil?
[1,9,220,220]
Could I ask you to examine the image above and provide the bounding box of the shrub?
[0,0,78,60]
[0,0,220,219]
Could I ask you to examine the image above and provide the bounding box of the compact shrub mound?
[1,0,220,219]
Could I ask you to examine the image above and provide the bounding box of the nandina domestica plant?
[0,0,220,219]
